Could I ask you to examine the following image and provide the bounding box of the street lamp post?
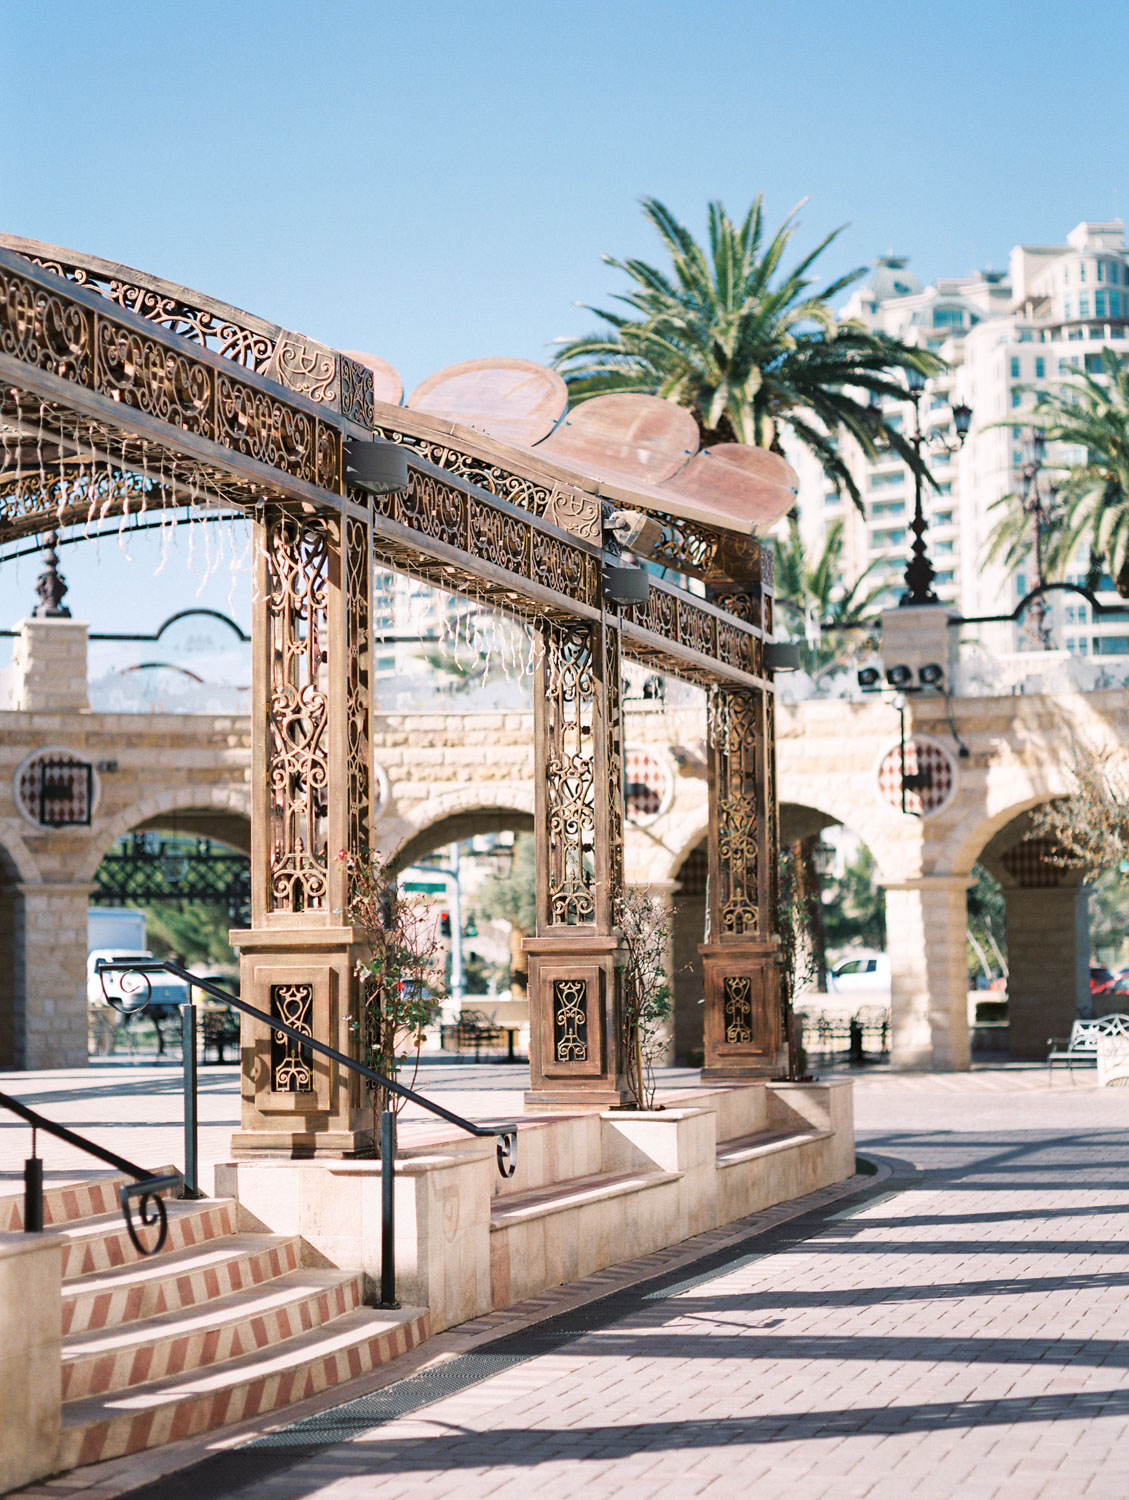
[900,367,972,607]
[1017,428,1059,649]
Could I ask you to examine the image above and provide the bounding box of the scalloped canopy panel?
[657,445,799,533]
[342,350,403,407]
[407,358,569,446]
[535,393,700,486]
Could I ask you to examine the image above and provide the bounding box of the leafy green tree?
[344,853,446,1120]
[614,887,674,1109]
[553,196,940,509]
[774,515,892,673]
[477,834,538,938]
[822,845,886,954]
[1030,742,1129,885]
[967,864,1007,985]
[141,902,234,966]
[986,350,1129,595]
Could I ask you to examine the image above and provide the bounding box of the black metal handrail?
[0,1087,181,1255]
[95,958,519,1306]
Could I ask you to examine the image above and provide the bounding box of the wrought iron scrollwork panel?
[765,695,779,922]
[723,976,754,1045]
[26,252,275,368]
[271,982,315,1092]
[553,977,589,1062]
[1,267,92,383]
[604,622,625,897]
[95,320,212,433]
[713,689,763,939]
[266,510,331,912]
[345,516,372,873]
[543,622,597,926]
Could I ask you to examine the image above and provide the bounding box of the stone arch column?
[884,874,973,1071]
[979,823,1088,1060]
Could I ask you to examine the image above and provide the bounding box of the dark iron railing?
[0,1088,181,1254]
[798,1007,890,1063]
[94,958,518,1307]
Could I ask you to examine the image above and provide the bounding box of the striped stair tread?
[63,1269,364,1400]
[63,1232,302,1335]
[0,1167,177,1233]
[59,1197,236,1281]
[715,1127,830,1167]
[61,1305,430,1468]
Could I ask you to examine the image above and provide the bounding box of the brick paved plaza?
[7,1064,1129,1499]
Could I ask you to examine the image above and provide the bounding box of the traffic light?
[464,914,477,937]
[439,910,451,937]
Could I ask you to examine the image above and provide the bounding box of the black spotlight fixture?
[603,562,651,607]
[918,662,945,688]
[857,665,881,690]
[343,438,409,496]
[885,664,914,689]
[764,641,801,672]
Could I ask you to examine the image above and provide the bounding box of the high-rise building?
[787,221,1129,662]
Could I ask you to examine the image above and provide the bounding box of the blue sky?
[3,0,1128,631]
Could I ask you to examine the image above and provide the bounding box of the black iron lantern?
[343,438,410,496]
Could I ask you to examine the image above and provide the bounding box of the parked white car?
[87,950,190,1014]
[826,952,891,995]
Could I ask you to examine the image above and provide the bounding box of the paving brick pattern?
[13,1066,1129,1498]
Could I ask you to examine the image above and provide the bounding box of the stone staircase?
[8,1172,428,1471]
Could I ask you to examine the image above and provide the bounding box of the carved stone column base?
[523,934,631,1109]
[228,925,374,1158]
[700,941,782,1081]
[228,1129,374,1159]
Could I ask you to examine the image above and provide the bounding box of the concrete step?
[59,1197,237,1282]
[491,1166,681,1229]
[0,1167,177,1233]
[715,1127,831,1168]
[63,1231,303,1335]
[61,1305,430,1468]
[63,1269,364,1400]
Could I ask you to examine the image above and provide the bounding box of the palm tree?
[553,196,942,510]
[986,349,1129,597]
[774,515,893,671]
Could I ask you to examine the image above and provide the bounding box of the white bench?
[1048,1015,1129,1078]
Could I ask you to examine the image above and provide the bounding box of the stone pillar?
[524,615,629,1107]
[0,1231,62,1491]
[11,618,89,712]
[10,883,92,1069]
[885,875,972,1070]
[1004,886,1088,1059]
[231,505,376,1155]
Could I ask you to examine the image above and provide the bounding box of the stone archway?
[0,834,34,1067]
[973,804,1092,1059]
[76,785,253,885]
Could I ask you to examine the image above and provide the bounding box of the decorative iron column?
[701,544,781,1080]
[524,611,630,1107]
[231,502,375,1155]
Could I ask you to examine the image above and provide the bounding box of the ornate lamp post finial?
[32,530,71,618]
[900,372,972,608]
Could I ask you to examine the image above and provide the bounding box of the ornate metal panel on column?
[524,614,630,1108]
[701,546,781,1081]
[230,503,376,1155]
